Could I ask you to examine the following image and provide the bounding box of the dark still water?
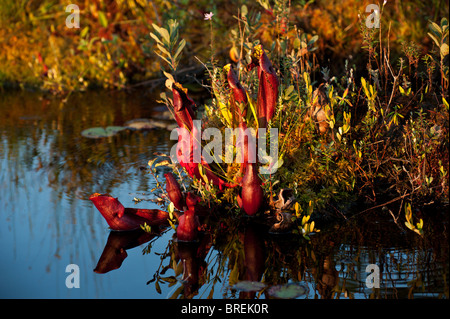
[0,90,448,299]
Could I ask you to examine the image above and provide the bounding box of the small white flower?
[204,12,214,20]
[383,0,387,6]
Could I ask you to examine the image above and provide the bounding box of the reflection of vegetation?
[0,90,173,200]
[143,207,448,299]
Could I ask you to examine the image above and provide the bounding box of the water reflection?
[94,229,163,274]
[0,90,448,299]
[0,89,174,298]
[139,213,448,299]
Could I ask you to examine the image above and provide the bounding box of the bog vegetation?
[1,0,448,235]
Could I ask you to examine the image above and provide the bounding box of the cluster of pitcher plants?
[90,8,448,242]
[90,38,309,241]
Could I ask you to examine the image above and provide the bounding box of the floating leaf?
[125,119,156,130]
[232,281,266,292]
[125,118,173,130]
[268,283,308,299]
[81,126,125,138]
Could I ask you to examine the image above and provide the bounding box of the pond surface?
[0,90,448,299]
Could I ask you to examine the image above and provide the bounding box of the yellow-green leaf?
[440,43,449,57]
[98,11,108,28]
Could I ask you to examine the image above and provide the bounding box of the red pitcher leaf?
[89,193,169,231]
[94,230,155,274]
[176,242,200,289]
[164,172,185,211]
[186,192,201,208]
[239,225,265,298]
[237,194,243,208]
[183,191,210,216]
[172,82,196,131]
[240,163,264,216]
[224,64,248,120]
[177,208,200,242]
[176,125,236,190]
[248,44,279,128]
[236,121,257,168]
[124,208,170,225]
[90,193,125,218]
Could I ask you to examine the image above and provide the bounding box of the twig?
[327,203,348,220]
[127,66,205,89]
[385,52,403,110]
[351,186,420,218]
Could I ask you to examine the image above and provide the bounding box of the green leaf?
[427,32,441,47]
[98,11,108,28]
[307,35,319,47]
[405,221,414,230]
[440,43,449,58]
[168,202,175,214]
[80,26,89,38]
[198,164,211,184]
[443,97,449,109]
[157,43,171,57]
[154,52,172,66]
[241,4,248,16]
[155,159,171,167]
[174,39,186,59]
[151,23,163,37]
[301,215,310,226]
[429,21,442,36]
[361,77,370,99]
[149,32,163,45]
[159,28,171,46]
[417,218,424,230]
[246,92,258,125]
[284,85,294,97]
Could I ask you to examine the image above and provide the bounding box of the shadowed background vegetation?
[0,0,448,91]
